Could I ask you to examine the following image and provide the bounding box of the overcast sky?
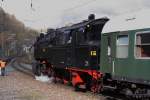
[1,0,150,30]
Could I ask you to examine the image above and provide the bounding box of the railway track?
[11,58,33,76]
[101,91,126,100]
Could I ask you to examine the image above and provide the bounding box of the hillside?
[0,7,38,57]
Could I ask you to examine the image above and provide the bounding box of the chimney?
[88,14,95,20]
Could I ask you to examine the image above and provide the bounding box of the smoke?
[35,75,53,83]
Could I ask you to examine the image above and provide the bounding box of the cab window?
[76,27,87,45]
[135,32,150,59]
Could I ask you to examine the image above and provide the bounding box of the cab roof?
[102,9,150,33]
[57,17,109,32]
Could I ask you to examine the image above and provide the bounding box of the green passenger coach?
[100,9,150,97]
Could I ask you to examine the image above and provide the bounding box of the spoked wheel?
[48,67,57,83]
[47,67,54,77]
[36,63,48,76]
[90,79,103,93]
[51,69,57,84]
[128,88,150,100]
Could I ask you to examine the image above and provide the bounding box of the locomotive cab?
[66,17,109,70]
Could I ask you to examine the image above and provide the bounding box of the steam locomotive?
[33,10,150,99]
[33,14,108,92]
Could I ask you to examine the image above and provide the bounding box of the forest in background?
[0,7,38,57]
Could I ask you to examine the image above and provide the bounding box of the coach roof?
[102,9,150,33]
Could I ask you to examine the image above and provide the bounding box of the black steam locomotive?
[33,14,108,92]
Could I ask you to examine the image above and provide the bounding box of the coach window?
[135,32,150,59]
[116,35,129,58]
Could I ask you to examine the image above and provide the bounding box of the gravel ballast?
[0,71,105,100]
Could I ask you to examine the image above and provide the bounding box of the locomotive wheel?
[47,67,54,77]
[90,79,103,93]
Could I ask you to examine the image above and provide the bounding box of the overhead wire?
[62,0,99,25]
[64,0,98,12]
[30,0,36,11]
[31,0,32,8]
[1,0,99,28]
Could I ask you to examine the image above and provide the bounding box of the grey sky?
[1,0,150,30]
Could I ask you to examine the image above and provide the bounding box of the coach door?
[101,33,116,74]
[108,34,116,75]
[113,33,129,79]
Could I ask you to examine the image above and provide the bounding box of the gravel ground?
[0,70,106,100]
